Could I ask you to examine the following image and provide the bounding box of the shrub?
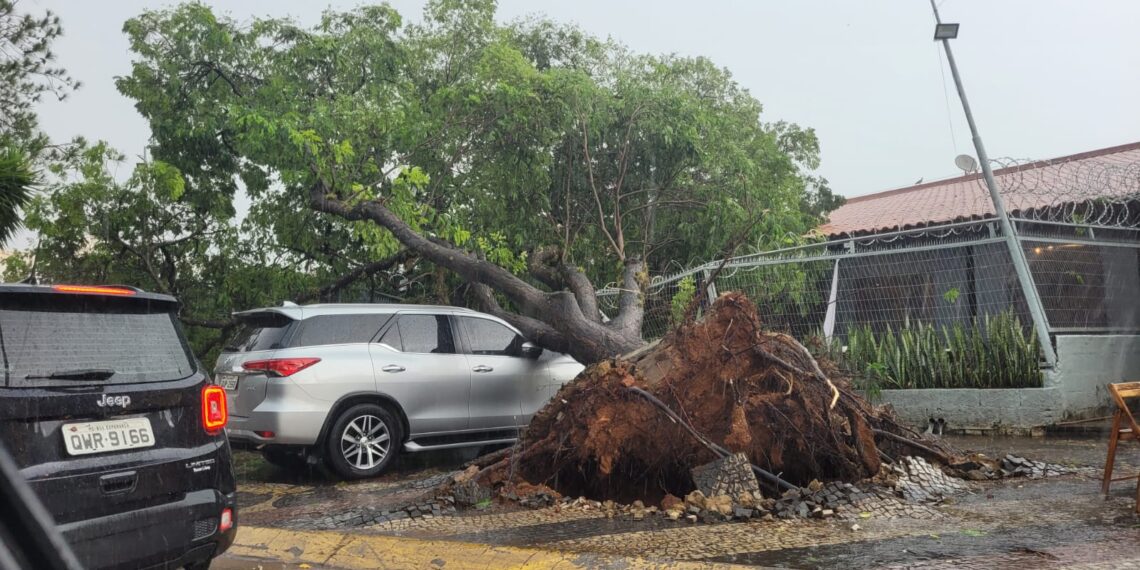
[837,309,1042,390]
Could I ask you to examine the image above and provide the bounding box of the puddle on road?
[272,486,344,508]
[709,519,1137,568]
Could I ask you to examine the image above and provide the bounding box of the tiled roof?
[819,141,1140,237]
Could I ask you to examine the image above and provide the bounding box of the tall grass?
[836,309,1042,390]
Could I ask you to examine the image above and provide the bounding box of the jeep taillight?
[202,385,228,433]
[241,358,320,377]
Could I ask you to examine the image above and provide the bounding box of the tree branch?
[296,249,413,303]
[579,114,623,260]
[469,283,572,354]
[309,179,547,313]
[110,233,173,296]
[526,246,565,290]
[559,263,600,323]
[607,258,645,336]
[310,177,644,363]
[191,60,243,97]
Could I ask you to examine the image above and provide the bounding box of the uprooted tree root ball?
[473,292,959,503]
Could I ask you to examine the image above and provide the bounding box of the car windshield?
[0,298,195,388]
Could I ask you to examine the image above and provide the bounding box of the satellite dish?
[954,154,978,173]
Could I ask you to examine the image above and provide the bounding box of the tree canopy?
[12,0,840,364]
[0,0,80,246]
[110,0,836,362]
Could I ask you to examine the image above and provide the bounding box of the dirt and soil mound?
[472,292,956,503]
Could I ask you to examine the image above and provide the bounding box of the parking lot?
[215,435,1140,569]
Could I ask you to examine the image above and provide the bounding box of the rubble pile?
[951,453,1079,481]
[889,456,971,502]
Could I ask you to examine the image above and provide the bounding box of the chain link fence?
[599,152,1140,345]
[593,153,1140,389]
[599,220,1140,345]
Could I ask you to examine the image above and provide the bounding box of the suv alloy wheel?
[326,404,401,479]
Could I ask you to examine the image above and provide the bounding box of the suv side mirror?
[520,342,543,359]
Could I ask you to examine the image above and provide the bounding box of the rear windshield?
[225,312,296,352]
[0,297,196,388]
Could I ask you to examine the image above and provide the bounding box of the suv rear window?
[0,299,195,388]
[225,312,296,352]
[293,314,392,347]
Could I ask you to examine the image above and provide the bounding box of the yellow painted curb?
[229,525,748,569]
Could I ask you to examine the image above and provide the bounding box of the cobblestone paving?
[236,437,1140,568]
[362,505,607,534]
[549,517,959,561]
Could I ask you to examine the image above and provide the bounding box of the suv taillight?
[242,358,320,377]
[202,385,228,433]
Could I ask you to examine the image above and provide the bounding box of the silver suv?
[214,303,583,478]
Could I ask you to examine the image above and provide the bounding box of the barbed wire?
[834,153,1140,248]
[988,155,1140,228]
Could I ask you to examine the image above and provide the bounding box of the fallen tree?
[472,292,958,503]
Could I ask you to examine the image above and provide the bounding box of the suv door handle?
[472,365,494,373]
[381,365,405,373]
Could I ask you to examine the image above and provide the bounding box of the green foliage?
[8,0,837,361]
[116,0,831,299]
[942,287,960,304]
[0,0,80,143]
[838,310,1042,389]
[14,142,417,362]
[0,146,33,245]
[669,275,697,325]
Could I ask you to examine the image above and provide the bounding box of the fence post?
[703,267,718,305]
[823,259,841,340]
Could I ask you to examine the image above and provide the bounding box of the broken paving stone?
[684,490,707,510]
[660,494,683,511]
[691,453,761,501]
[706,494,734,516]
[451,480,491,507]
[966,470,990,481]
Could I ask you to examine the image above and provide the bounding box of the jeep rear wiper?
[24,368,116,381]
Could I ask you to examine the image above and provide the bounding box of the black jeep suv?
[0,284,236,569]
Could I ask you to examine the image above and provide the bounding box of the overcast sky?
[26,0,1140,199]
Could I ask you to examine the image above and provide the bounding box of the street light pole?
[929,0,1057,365]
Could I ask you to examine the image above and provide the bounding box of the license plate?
[217,373,239,390]
[63,417,155,456]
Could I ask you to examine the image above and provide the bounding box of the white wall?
[1048,334,1140,418]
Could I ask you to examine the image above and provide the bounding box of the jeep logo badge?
[96,394,131,408]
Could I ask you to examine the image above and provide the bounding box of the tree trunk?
[309,180,647,364]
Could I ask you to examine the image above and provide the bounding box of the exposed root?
[475,292,962,503]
